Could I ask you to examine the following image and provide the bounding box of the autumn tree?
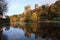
[34,4,43,21]
[39,5,48,21]
[55,0,60,16]
[25,11,32,22]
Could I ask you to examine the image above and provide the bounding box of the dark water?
[0,22,60,40]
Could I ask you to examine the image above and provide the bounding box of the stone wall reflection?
[11,22,60,40]
[40,22,60,40]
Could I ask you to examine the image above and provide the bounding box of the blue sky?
[5,0,57,16]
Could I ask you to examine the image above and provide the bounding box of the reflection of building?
[0,26,8,40]
[25,31,31,38]
[11,22,17,28]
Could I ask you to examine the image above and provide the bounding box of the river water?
[0,22,60,40]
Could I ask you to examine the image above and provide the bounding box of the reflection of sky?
[3,27,44,40]
[3,27,25,40]
[5,0,57,16]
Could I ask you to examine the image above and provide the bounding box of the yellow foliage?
[31,12,37,21]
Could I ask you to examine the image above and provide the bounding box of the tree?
[25,11,32,22]
[47,0,60,20]
[55,0,60,16]
[0,0,7,15]
[41,5,46,10]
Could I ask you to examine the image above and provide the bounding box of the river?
[0,22,60,40]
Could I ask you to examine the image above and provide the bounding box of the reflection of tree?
[5,25,10,30]
[24,23,31,38]
[20,22,60,40]
[10,22,18,28]
[10,22,60,40]
[0,25,8,40]
[40,22,60,40]
[2,34,8,40]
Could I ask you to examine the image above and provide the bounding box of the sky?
[5,0,57,16]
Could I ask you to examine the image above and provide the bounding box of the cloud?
[9,3,20,10]
[6,0,57,16]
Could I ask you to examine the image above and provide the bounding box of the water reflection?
[0,24,10,40]
[11,22,60,40]
[0,22,59,40]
